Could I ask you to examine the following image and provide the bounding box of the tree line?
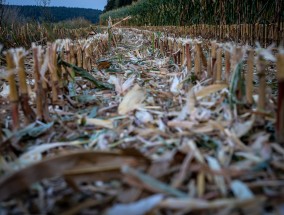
[1,4,102,25]
[103,0,137,12]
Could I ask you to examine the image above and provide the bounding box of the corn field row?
[129,28,283,130]
[114,23,284,46]
[100,0,284,25]
[0,31,120,136]
[1,27,284,143]
[100,0,284,45]
[0,23,96,49]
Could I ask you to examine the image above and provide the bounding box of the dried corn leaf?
[97,60,111,70]
[106,194,163,215]
[78,116,114,129]
[135,110,153,123]
[231,116,255,138]
[0,83,9,98]
[230,180,254,199]
[195,83,228,99]
[118,84,146,115]
[0,149,148,201]
[19,141,86,165]
[206,156,227,195]
[158,196,266,210]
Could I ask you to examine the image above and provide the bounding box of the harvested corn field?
[0,19,284,215]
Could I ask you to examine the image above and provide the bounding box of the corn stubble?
[0,20,282,214]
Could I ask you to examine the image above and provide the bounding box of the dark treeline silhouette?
[104,0,137,12]
[3,5,102,23]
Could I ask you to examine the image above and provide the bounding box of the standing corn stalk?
[100,0,283,45]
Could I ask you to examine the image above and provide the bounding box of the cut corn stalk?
[216,48,222,83]
[33,45,44,121]
[48,43,59,103]
[257,58,266,112]
[246,50,254,104]
[225,50,231,83]
[186,43,192,72]
[194,42,202,78]
[6,51,20,130]
[17,50,36,123]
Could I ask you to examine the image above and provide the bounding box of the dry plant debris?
[0,26,283,215]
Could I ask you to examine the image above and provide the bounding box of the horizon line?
[3,3,103,11]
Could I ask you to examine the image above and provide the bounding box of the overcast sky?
[5,0,108,10]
